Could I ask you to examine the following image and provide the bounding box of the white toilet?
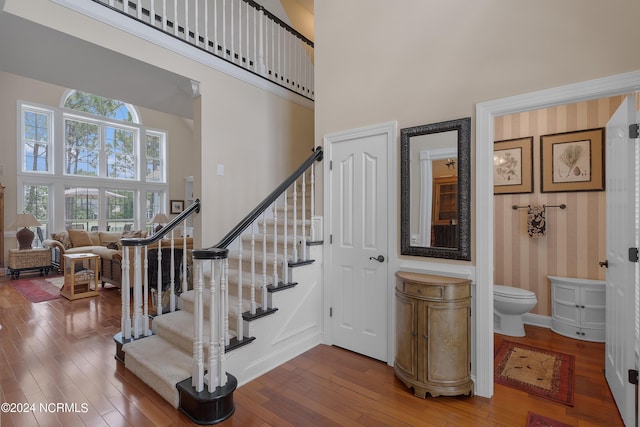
[493,285,538,337]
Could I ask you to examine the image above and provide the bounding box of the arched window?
[63,90,139,123]
[19,90,166,235]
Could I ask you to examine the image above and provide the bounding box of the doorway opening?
[474,71,640,399]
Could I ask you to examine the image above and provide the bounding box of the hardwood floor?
[0,273,624,426]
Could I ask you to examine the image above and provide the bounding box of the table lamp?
[150,213,170,233]
[13,213,41,250]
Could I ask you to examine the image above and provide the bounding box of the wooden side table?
[60,253,100,300]
[7,248,52,279]
[394,271,473,398]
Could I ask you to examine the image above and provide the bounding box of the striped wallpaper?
[493,95,626,317]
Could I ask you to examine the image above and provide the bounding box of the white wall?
[314,0,640,261]
[315,1,639,134]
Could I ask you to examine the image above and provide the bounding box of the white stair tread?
[124,335,192,381]
[123,335,192,407]
[153,309,239,363]
[228,249,289,263]
[154,309,238,340]
[180,290,261,317]
[226,270,271,288]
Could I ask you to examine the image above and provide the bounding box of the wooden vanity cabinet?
[394,271,473,398]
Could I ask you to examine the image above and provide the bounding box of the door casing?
[475,70,640,398]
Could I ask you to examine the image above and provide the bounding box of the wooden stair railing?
[113,147,322,424]
[180,146,322,423]
[114,199,200,360]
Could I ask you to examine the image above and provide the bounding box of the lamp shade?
[150,213,170,233]
[13,213,41,228]
[150,213,170,224]
[12,213,40,250]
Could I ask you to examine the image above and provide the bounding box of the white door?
[605,94,638,427]
[328,128,389,362]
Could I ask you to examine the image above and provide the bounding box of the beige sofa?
[43,229,193,288]
[43,229,125,272]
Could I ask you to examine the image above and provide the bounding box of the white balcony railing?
[93,0,314,100]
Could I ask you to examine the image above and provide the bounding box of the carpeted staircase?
[121,197,322,410]
[116,148,323,423]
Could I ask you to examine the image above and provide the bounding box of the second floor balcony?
[55,0,314,101]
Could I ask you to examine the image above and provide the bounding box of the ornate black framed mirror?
[400,117,471,260]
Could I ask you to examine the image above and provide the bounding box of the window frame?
[17,98,168,234]
[20,105,54,175]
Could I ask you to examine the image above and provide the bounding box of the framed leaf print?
[540,128,605,192]
[494,137,533,194]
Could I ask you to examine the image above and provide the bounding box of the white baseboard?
[523,313,551,329]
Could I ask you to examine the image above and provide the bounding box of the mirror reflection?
[408,131,458,248]
[400,118,471,260]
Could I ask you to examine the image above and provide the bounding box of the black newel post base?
[177,373,237,425]
[113,332,130,364]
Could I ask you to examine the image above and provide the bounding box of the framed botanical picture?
[493,136,533,194]
[540,128,605,192]
[170,199,184,214]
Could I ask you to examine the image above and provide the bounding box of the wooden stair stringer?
[223,245,323,386]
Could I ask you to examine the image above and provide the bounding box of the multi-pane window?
[22,108,52,173]
[146,133,164,182]
[64,118,99,176]
[106,189,134,231]
[23,184,49,246]
[64,119,138,179]
[64,90,135,122]
[145,191,164,234]
[106,126,136,179]
[64,187,100,230]
[19,90,167,233]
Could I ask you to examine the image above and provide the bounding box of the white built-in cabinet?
[549,275,605,342]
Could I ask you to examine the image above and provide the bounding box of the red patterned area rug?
[8,275,64,303]
[526,411,574,427]
[494,340,575,406]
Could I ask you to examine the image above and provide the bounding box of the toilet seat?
[493,285,536,300]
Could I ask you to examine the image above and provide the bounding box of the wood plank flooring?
[0,273,624,426]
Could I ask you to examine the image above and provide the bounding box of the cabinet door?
[395,292,417,379]
[580,286,606,329]
[422,302,470,385]
[432,177,458,225]
[552,283,580,327]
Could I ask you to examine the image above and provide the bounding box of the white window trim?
[18,99,168,233]
[19,104,54,175]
